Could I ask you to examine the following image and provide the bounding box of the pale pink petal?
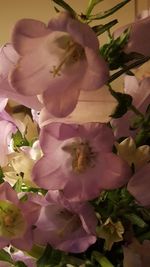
[43,83,81,117]
[32,153,70,190]
[124,75,139,102]
[78,203,97,234]
[48,12,71,31]
[56,233,96,253]
[0,98,8,111]
[0,43,19,79]
[0,44,42,110]
[125,16,150,56]
[48,12,99,50]
[12,229,33,251]
[125,75,150,108]
[81,47,109,90]
[0,182,19,205]
[66,17,99,50]
[127,164,150,206]
[12,19,51,55]
[114,16,150,56]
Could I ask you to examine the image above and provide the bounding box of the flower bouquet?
[0,0,150,266]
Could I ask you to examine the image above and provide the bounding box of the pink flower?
[32,123,131,201]
[127,163,150,206]
[0,43,42,110]
[112,75,150,138]
[34,190,97,253]
[10,12,109,117]
[0,182,41,250]
[114,16,150,56]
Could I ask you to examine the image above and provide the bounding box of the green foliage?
[86,0,131,20]
[131,104,150,146]
[0,249,14,264]
[12,130,29,148]
[37,243,62,267]
[100,28,130,70]
[109,55,150,83]
[13,177,23,193]
[109,88,132,118]
[15,261,27,267]
[0,167,4,184]
[92,19,118,36]
[85,0,104,16]
[92,251,114,267]
[124,213,148,228]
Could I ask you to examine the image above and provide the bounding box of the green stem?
[108,56,150,83]
[85,0,95,16]
[85,0,103,16]
[92,252,114,267]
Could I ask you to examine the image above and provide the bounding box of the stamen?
[50,40,84,77]
[63,141,96,173]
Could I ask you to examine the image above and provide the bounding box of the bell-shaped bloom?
[34,190,97,253]
[39,86,117,127]
[10,12,109,117]
[123,239,150,267]
[0,182,41,250]
[127,163,150,206]
[114,15,150,56]
[112,75,150,138]
[0,43,42,110]
[32,123,131,201]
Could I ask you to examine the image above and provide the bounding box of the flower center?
[57,209,81,238]
[63,140,96,173]
[0,200,26,238]
[50,38,84,77]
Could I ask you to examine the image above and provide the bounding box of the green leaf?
[87,0,131,20]
[108,55,150,83]
[37,243,61,267]
[109,88,132,118]
[15,261,27,267]
[0,167,4,184]
[12,130,29,148]
[100,28,130,70]
[92,251,114,267]
[0,249,14,264]
[52,0,76,17]
[124,213,148,228]
[92,19,118,36]
[85,0,104,16]
[13,177,23,193]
